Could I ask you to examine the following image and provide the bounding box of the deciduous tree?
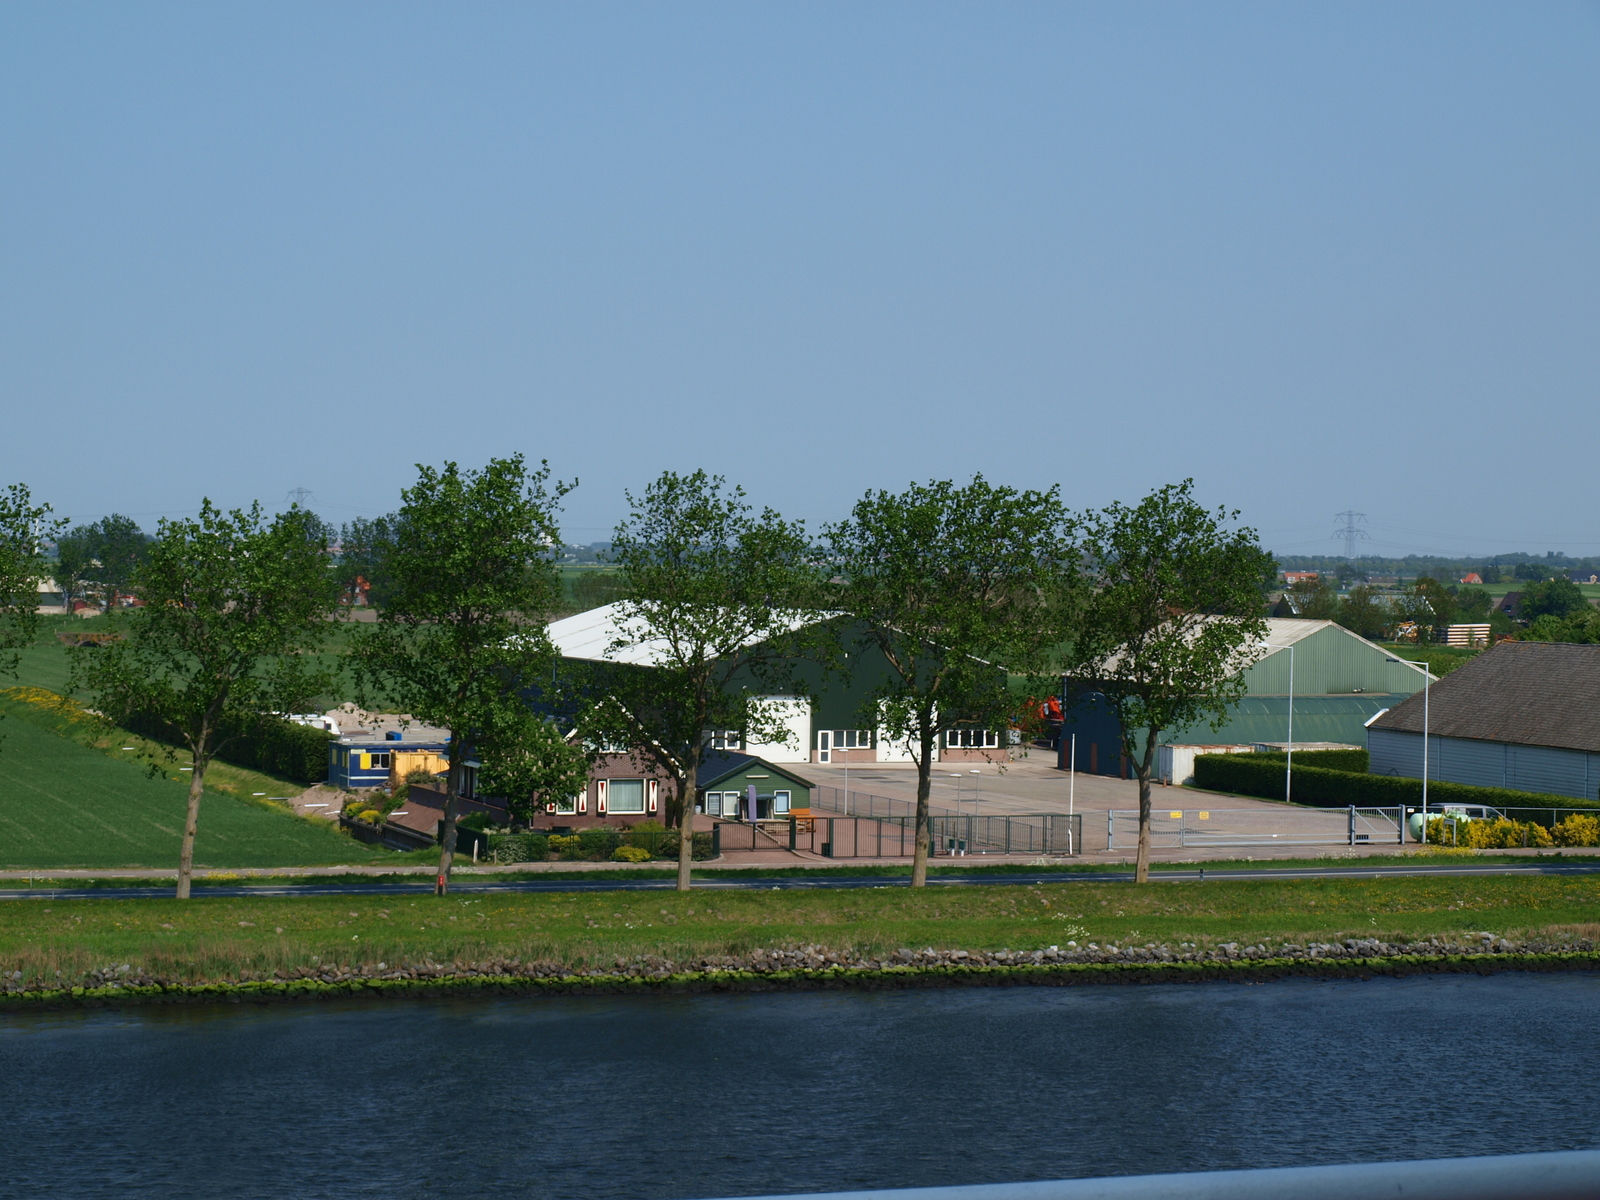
[79,514,148,610]
[576,470,823,892]
[478,712,593,827]
[825,476,1076,887]
[1519,577,1587,621]
[0,483,60,681]
[351,457,572,895]
[76,502,339,898]
[1065,481,1274,884]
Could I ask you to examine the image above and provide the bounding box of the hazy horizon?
[4,3,1597,559]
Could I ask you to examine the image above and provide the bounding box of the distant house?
[1459,573,1483,586]
[1493,593,1523,619]
[1282,571,1320,585]
[1572,571,1600,586]
[1059,618,1431,782]
[1367,642,1600,801]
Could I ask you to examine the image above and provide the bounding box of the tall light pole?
[1387,656,1432,841]
[1285,644,1295,805]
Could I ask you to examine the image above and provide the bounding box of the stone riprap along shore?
[5,934,1599,1008]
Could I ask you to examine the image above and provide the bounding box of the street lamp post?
[1285,644,1295,806]
[1387,655,1433,842]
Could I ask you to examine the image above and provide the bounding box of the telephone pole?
[1332,511,1369,561]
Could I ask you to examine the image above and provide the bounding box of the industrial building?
[1059,619,1433,783]
[1367,641,1600,801]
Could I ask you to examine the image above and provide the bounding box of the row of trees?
[0,465,1277,896]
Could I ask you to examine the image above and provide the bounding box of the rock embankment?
[5,932,1597,1007]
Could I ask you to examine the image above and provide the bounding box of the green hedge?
[124,711,333,785]
[1249,748,1369,773]
[487,833,549,864]
[1192,753,1600,818]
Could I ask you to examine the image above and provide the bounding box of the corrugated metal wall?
[1368,728,1600,801]
[1243,625,1427,698]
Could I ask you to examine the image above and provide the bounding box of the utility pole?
[1332,511,1369,562]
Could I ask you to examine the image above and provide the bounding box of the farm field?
[6,873,1600,985]
[0,700,390,869]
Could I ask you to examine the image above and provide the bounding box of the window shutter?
[596,779,607,814]
[648,780,658,813]
[579,786,589,814]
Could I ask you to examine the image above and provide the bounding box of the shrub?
[1428,817,1552,849]
[1193,752,1600,819]
[577,828,622,861]
[405,767,437,785]
[488,832,549,863]
[123,710,334,784]
[1249,748,1369,773]
[612,845,652,863]
[548,834,582,860]
[357,808,383,824]
[648,830,716,861]
[1554,814,1600,847]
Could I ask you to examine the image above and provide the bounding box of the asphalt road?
[4,859,1600,901]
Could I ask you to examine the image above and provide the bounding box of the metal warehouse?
[1367,641,1600,801]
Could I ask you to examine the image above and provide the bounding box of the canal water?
[4,973,1600,1200]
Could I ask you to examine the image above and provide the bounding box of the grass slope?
[6,873,1599,984]
[0,709,388,869]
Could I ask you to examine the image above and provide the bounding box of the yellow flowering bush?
[1427,816,1552,849]
[611,845,652,863]
[1553,814,1600,847]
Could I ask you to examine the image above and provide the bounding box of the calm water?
[4,974,1600,1200]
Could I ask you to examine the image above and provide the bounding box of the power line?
[1331,511,1370,560]
[285,487,315,508]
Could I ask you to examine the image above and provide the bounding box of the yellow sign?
[1169,811,1182,819]
[1199,811,1210,820]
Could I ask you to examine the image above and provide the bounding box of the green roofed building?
[1060,619,1434,784]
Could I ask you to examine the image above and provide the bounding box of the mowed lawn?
[0,713,388,869]
[8,875,1600,983]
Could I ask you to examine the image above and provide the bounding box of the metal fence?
[806,787,1084,856]
[1106,806,1405,851]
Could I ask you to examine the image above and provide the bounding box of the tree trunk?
[910,718,934,888]
[175,755,207,900]
[675,758,698,892]
[1133,727,1160,885]
[436,756,461,896]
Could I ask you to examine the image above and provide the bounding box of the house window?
[364,751,392,770]
[554,794,578,814]
[831,730,869,749]
[703,791,725,816]
[608,779,646,813]
[708,730,741,751]
[774,790,791,814]
[945,729,999,749]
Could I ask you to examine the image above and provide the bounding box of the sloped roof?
[697,750,816,791]
[546,602,819,667]
[1369,641,1600,754]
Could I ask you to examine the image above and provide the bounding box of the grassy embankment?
[0,618,401,868]
[6,873,1600,990]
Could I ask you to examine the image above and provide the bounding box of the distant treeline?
[1277,552,1600,578]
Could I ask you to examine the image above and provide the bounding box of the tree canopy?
[576,470,823,891]
[0,483,59,683]
[825,475,1075,887]
[351,456,573,894]
[76,502,339,897]
[1065,480,1274,883]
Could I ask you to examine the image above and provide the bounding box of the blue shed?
[328,738,450,790]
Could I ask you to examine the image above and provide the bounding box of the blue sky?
[2,2,1597,557]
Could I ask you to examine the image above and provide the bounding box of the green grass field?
[0,699,390,870]
[5,873,1599,983]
